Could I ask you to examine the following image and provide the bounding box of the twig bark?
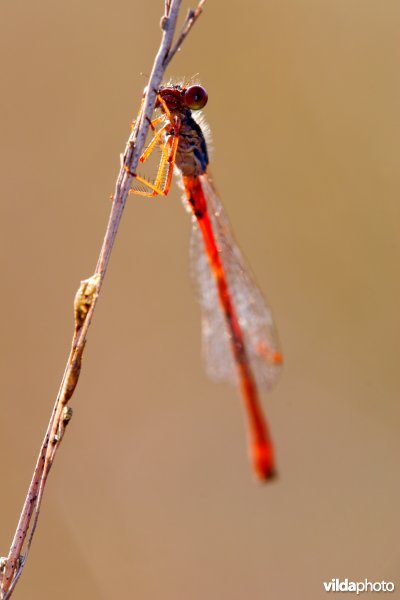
[0,1,205,597]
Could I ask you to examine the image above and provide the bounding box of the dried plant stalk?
[0,1,205,598]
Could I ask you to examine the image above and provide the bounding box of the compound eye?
[183,85,208,110]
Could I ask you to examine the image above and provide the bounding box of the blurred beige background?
[0,1,399,598]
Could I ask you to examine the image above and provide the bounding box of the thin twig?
[0,1,206,597]
[165,0,206,67]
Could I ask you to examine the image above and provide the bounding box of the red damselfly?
[128,82,282,480]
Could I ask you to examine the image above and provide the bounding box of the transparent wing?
[189,174,282,391]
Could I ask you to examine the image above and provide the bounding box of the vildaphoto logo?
[323,579,395,594]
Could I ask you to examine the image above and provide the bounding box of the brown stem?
[165,0,206,67]
[0,1,206,597]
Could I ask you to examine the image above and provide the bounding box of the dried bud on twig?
[55,407,73,442]
[74,274,101,331]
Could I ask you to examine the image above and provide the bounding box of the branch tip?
[164,0,206,68]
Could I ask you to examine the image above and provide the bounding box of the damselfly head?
[158,84,208,113]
